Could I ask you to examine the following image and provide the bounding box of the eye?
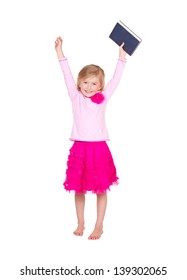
[83,81,87,84]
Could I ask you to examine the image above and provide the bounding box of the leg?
[73,194,85,236]
[88,193,107,240]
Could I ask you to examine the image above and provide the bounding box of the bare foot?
[73,225,85,236]
[88,227,103,240]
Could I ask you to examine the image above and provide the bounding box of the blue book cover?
[109,21,142,56]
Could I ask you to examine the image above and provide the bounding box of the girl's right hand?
[55,36,63,51]
[55,36,65,59]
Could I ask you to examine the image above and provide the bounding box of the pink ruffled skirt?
[63,141,119,194]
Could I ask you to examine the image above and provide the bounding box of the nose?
[86,83,92,90]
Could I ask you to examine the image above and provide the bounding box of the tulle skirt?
[63,141,119,194]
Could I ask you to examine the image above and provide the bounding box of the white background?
[0,0,187,279]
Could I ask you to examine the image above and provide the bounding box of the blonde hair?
[77,64,105,91]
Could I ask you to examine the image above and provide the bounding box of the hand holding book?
[109,21,142,56]
[119,42,127,59]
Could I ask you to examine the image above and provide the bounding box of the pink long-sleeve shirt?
[59,57,126,141]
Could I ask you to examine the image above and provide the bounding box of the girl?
[55,36,127,240]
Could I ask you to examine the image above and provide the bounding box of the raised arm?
[104,43,127,100]
[55,37,77,99]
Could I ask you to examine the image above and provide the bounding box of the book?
[109,21,142,56]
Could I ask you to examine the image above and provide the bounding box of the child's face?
[79,76,101,98]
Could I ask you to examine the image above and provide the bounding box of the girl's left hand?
[119,42,127,59]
